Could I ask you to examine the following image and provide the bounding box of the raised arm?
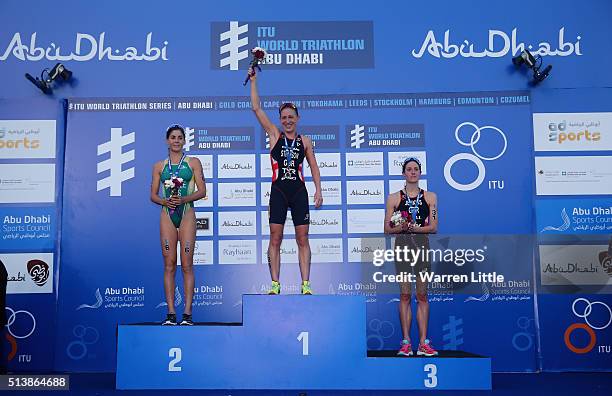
[249,72,279,147]
[303,136,322,208]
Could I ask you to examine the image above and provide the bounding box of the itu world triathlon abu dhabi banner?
[55,91,537,372]
[0,98,65,372]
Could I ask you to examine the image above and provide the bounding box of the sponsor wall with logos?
[56,93,536,372]
[0,0,610,375]
[0,98,65,371]
[531,88,612,371]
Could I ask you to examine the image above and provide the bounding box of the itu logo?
[219,21,249,70]
[443,122,507,191]
[564,298,611,354]
[96,127,135,197]
[183,127,195,152]
[350,124,365,149]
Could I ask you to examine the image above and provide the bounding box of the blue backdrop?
[0,0,611,375]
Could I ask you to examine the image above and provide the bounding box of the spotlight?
[25,63,73,94]
[511,50,552,84]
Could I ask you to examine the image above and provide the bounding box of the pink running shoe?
[417,339,438,356]
[397,340,413,356]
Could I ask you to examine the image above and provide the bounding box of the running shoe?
[397,339,413,356]
[301,281,313,295]
[180,314,194,326]
[417,339,439,356]
[162,313,177,326]
[268,280,281,295]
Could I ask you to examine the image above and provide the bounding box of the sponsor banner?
[186,126,255,151]
[177,240,214,266]
[345,152,383,176]
[309,210,343,234]
[218,182,256,207]
[410,27,581,60]
[193,241,214,266]
[0,164,55,203]
[345,123,425,149]
[260,153,272,178]
[388,151,428,176]
[217,154,256,178]
[535,156,612,196]
[261,211,295,235]
[347,209,385,234]
[303,152,341,177]
[0,120,56,159]
[388,179,428,194]
[218,240,257,264]
[1,253,53,294]
[260,125,340,150]
[261,181,342,207]
[348,237,386,263]
[306,181,342,206]
[539,245,612,286]
[0,207,55,249]
[536,199,612,234]
[195,211,213,237]
[346,180,385,205]
[189,154,213,179]
[67,92,531,114]
[533,113,612,151]
[311,238,343,263]
[261,239,299,264]
[193,182,213,208]
[76,286,146,310]
[211,21,374,70]
[218,211,257,235]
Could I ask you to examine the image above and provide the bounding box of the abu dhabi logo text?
[0,32,168,62]
[564,298,611,354]
[412,27,581,59]
[96,127,135,197]
[212,21,374,70]
[444,122,507,191]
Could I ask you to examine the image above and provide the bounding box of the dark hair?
[402,157,422,173]
[166,124,185,139]
[279,102,299,116]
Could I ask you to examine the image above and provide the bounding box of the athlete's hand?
[248,67,257,82]
[168,196,183,209]
[314,190,323,208]
[400,222,414,233]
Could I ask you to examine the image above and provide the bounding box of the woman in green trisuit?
[150,125,206,326]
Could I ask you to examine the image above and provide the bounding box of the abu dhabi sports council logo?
[350,124,365,149]
[76,288,103,310]
[96,127,135,197]
[4,307,36,363]
[183,127,195,152]
[219,21,249,70]
[26,259,49,286]
[540,208,570,232]
[564,298,611,354]
[444,122,507,191]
